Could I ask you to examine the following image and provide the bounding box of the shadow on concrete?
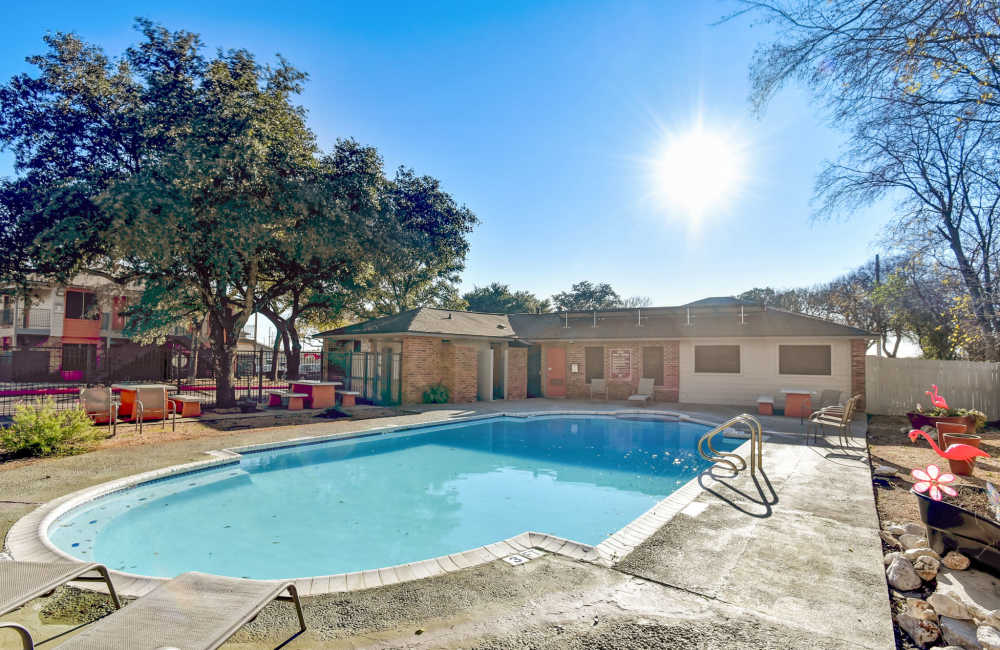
[697,465,779,518]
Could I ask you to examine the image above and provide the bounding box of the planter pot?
[908,412,978,433]
[914,489,1000,576]
[60,370,83,382]
[938,431,983,476]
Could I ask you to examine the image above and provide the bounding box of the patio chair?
[815,389,843,411]
[808,394,860,446]
[589,378,608,400]
[79,386,118,436]
[130,386,177,435]
[52,571,306,650]
[1,561,121,649]
[627,378,655,405]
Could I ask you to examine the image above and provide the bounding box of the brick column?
[850,339,867,411]
[401,336,441,404]
[663,340,680,402]
[507,347,527,400]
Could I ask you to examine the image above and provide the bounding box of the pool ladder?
[697,414,764,477]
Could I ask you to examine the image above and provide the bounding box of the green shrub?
[422,383,450,404]
[0,398,99,457]
[917,405,988,432]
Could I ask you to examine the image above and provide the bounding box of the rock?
[888,557,924,592]
[875,465,897,477]
[943,552,972,571]
[886,523,907,536]
[904,522,927,536]
[936,567,1000,625]
[885,551,902,567]
[907,597,939,622]
[896,612,941,648]
[901,534,930,550]
[940,616,980,649]
[979,625,1000,650]
[914,555,942,581]
[930,593,973,621]
[982,611,1000,629]
[881,531,902,549]
[904,547,942,563]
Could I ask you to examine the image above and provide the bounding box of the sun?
[652,123,746,218]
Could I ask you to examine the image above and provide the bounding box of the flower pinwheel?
[911,464,957,501]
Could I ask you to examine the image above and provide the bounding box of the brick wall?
[548,340,681,402]
[401,336,442,404]
[441,342,478,403]
[507,347,527,400]
[851,338,867,411]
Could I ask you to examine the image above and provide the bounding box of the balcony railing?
[16,307,51,330]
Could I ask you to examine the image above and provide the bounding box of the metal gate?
[326,351,401,405]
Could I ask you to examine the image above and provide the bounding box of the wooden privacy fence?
[866,355,1000,417]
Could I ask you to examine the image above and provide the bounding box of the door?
[545,346,567,397]
[526,345,542,397]
[492,345,505,399]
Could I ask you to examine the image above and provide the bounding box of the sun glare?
[652,123,746,219]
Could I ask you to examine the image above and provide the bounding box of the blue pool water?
[49,415,739,579]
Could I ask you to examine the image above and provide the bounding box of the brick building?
[317,297,871,409]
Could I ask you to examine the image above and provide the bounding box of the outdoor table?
[170,395,205,418]
[289,380,342,409]
[780,388,815,419]
[111,384,174,418]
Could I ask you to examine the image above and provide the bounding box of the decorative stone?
[982,611,1000,629]
[943,551,972,571]
[880,531,902,549]
[936,566,1000,625]
[885,551,902,567]
[929,593,973,621]
[940,616,980,649]
[904,522,927,536]
[896,612,940,648]
[914,555,942,581]
[886,523,907,536]
[900,534,930,550]
[907,597,939,622]
[904,547,942,563]
[887,557,924,592]
[874,465,897,477]
[979,625,1000,650]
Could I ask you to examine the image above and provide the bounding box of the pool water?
[49,415,739,579]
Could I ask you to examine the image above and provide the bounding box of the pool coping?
[5,408,758,598]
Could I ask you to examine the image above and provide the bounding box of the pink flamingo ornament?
[925,385,949,410]
[908,429,989,462]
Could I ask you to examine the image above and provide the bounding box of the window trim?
[693,344,741,375]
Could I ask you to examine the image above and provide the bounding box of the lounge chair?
[128,386,177,435]
[1,561,121,650]
[627,378,655,405]
[53,571,306,650]
[589,378,608,400]
[79,386,118,435]
[808,394,861,446]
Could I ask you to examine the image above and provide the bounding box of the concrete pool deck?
[0,400,893,649]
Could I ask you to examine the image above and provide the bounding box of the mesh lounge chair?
[129,386,177,435]
[79,386,118,436]
[627,378,655,405]
[808,394,861,446]
[53,571,306,650]
[589,378,608,400]
[1,561,121,650]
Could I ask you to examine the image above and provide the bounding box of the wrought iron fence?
[326,351,401,405]
[0,344,330,417]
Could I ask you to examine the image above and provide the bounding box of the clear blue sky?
[2,1,891,307]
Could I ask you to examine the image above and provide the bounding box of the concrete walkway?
[0,400,893,649]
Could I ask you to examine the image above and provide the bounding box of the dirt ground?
[0,404,410,467]
[867,415,1000,525]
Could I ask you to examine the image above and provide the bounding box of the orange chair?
[126,386,177,435]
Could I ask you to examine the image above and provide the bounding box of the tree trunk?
[286,327,302,380]
[209,316,239,408]
[269,332,281,381]
[946,232,1000,360]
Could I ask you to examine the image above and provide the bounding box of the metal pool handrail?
[697,414,764,477]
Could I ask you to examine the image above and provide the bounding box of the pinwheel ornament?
[911,464,957,501]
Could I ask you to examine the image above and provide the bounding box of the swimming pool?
[47,414,740,580]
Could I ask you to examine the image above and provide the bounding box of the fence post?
[258,349,264,403]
